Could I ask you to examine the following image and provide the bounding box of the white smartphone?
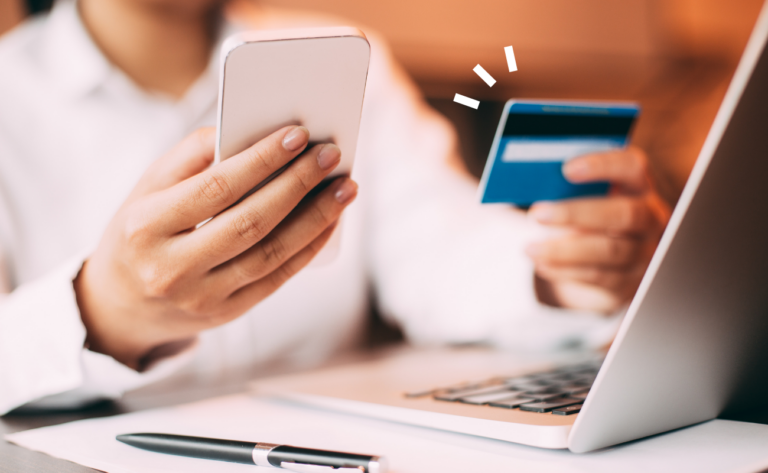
[215,27,371,262]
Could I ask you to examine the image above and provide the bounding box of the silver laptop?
[252,2,768,453]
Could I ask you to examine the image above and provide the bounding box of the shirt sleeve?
[359,35,623,352]
[0,251,196,415]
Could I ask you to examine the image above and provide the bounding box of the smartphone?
[215,27,371,261]
[478,100,640,207]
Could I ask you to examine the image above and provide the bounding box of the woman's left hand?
[526,147,672,313]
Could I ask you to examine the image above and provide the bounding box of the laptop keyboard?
[404,360,602,416]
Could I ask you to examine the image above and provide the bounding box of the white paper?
[6,393,768,473]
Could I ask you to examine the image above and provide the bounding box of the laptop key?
[433,384,509,402]
[501,375,540,386]
[404,388,436,398]
[458,390,526,405]
[406,380,486,398]
[552,404,583,416]
[519,398,582,413]
[511,384,563,394]
[557,385,590,395]
[571,391,589,400]
[570,376,596,387]
[487,397,537,409]
[530,378,561,386]
[522,391,567,402]
[547,373,579,382]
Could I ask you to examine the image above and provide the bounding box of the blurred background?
[1,0,764,204]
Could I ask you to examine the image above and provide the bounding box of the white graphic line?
[454,93,480,109]
[473,64,496,87]
[504,45,518,72]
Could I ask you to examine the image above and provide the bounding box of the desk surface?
[4,347,768,473]
[0,377,249,473]
[0,346,388,473]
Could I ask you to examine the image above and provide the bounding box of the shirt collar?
[38,0,244,106]
[39,0,112,99]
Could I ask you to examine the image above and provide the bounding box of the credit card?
[478,100,640,206]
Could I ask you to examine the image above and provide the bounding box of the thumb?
[130,127,216,199]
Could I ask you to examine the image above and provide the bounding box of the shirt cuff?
[0,252,89,414]
[0,251,197,414]
[24,341,198,411]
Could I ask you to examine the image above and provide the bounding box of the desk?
[0,347,387,473]
[3,347,768,473]
[0,377,249,473]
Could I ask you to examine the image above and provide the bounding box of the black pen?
[117,433,387,472]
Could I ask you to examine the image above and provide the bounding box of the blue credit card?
[478,100,640,206]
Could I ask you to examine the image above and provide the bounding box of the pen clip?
[280,461,364,473]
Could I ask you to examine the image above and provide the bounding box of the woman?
[0,0,669,414]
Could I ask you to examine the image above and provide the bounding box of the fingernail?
[282,126,309,151]
[563,159,590,181]
[334,178,358,205]
[317,144,341,171]
[529,203,560,223]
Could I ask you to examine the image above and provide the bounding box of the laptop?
[252,2,768,453]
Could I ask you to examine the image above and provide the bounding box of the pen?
[116,433,387,472]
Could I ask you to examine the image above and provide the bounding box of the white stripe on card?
[473,65,496,87]
[454,93,480,109]
[505,46,518,72]
[501,139,620,162]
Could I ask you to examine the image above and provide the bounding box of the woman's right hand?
[74,125,357,370]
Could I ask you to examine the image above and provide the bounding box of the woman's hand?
[526,147,671,313]
[74,125,357,370]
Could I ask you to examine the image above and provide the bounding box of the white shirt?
[0,0,621,415]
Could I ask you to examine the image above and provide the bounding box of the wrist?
[74,260,152,370]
